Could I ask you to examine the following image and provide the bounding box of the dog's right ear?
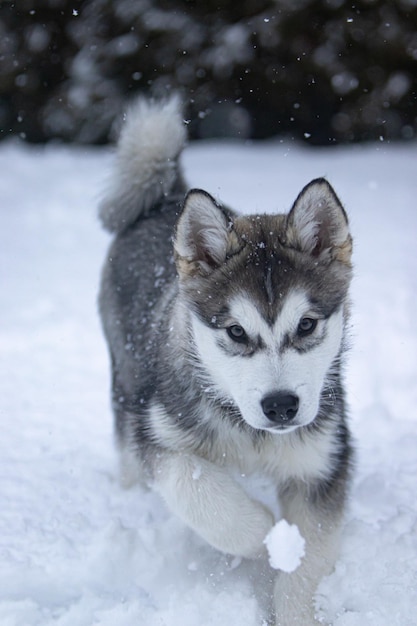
[174,189,241,275]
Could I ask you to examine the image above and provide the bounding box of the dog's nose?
[261,392,299,424]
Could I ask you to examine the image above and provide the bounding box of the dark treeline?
[1,0,416,145]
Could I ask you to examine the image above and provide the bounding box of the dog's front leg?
[273,485,342,626]
[153,451,275,558]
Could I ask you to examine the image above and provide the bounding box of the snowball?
[192,463,202,480]
[264,520,305,573]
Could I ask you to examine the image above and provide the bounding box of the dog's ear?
[174,189,241,275]
[286,178,352,264]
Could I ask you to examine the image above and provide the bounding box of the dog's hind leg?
[117,440,147,489]
[152,451,275,559]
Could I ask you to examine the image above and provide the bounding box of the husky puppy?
[98,95,353,625]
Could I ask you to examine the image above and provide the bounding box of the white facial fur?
[191,290,344,433]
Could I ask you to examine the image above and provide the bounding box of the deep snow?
[0,137,416,626]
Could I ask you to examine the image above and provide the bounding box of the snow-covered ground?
[0,137,416,626]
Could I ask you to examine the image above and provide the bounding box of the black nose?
[261,392,299,424]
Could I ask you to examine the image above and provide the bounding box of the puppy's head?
[173,180,352,433]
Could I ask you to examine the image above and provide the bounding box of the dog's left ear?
[286,178,352,264]
[174,189,241,275]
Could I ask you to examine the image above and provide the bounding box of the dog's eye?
[297,317,318,337]
[227,325,248,343]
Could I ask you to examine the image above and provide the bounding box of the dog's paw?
[205,500,275,559]
[274,576,323,626]
[274,610,322,626]
[154,451,275,558]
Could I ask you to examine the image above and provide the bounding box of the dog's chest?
[213,426,336,485]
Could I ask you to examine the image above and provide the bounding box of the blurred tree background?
[1,0,416,145]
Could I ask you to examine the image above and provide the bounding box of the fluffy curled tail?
[99,94,187,233]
